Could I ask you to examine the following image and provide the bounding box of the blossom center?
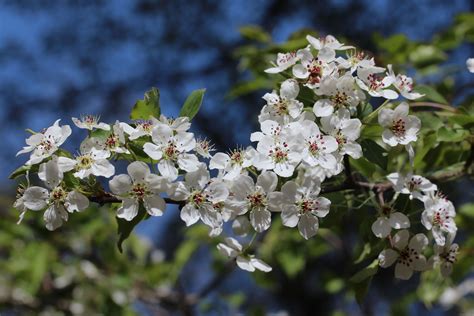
[269,145,288,163]
[391,118,406,137]
[398,247,419,267]
[247,191,267,209]
[77,154,93,169]
[131,183,149,200]
[50,186,67,203]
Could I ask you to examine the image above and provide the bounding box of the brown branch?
[409,101,458,113]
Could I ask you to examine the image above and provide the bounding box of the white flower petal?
[297,213,319,240]
[378,249,399,268]
[143,195,166,216]
[116,199,139,221]
[180,204,200,226]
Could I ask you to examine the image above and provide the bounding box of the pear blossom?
[120,118,158,140]
[158,114,192,133]
[378,102,421,146]
[17,119,72,165]
[371,206,410,238]
[292,120,338,170]
[378,230,428,280]
[320,108,362,159]
[20,158,89,230]
[275,178,330,239]
[429,236,459,277]
[386,65,424,100]
[143,124,199,181]
[292,47,338,89]
[13,185,28,224]
[336,51,375,73]
[169,165,229,235]
[387,172,437,201]
[306,34,353,51]
[356,66,398,99]
[90,121,130,154]
[264,51,299,74]
[109,161,168,221]
[421,193,457,246]
[195,138,215,158]
[259,79,303,123]
[313,74,364,117]
[251,121,302,177]
[72,115,110,131]
[217,237,272,272]
[467,58,474,73]
[209,147,254,180]
[54,142,115,179]
[229,172,280,232]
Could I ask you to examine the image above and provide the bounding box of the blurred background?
[1,0,473,315]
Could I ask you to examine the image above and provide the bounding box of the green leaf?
[116,206,147,253]
[239,25,271,43]
[353,275,373,306]
[360,139,388,170]
[350,259,379,283]
[179,89,206,120]
[9,165,31,179]
[437,127,468,142]
[360,125,383,139]
[448,114,474,127]
[130,87,160,120]
[409,45,447,68]
[412,85,448,105]
[357,102,373,119]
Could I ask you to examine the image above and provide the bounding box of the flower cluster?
[12,34,459,278]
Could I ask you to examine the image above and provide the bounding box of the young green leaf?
[116,206,147,253]
[412,85,448,105]
[130,87,160,120]
[179,89,206,120]
[360,139,388,170]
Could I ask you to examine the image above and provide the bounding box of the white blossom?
[21,158,89,230]
[292,47,338,89]
[313,74,364,117]
[209,147,253,180]
[143,123,199,181]
[356,66,398,99]
[217,237,272,272]
[378,230,428,280]
[292,120,338,170]
[264,51,299,74]
[387,172,437,201]
[386,65,424,100]
[109,161,169,221]
[429,236,459,277]
[251,121,302,177]
[421,193,457,246]
[467,58,474,73]
[120,118,158,140]
[229,171,280,232]
[169,165,229,235]
[72,115,110,131]
[371,206,410,238]
[260,79,303,124]
[17,119,72,165]
[378,102,421,146]
[54,141,115,179]
[320,108,362,159]
[274,178,330,239]
[306,34,353,51]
